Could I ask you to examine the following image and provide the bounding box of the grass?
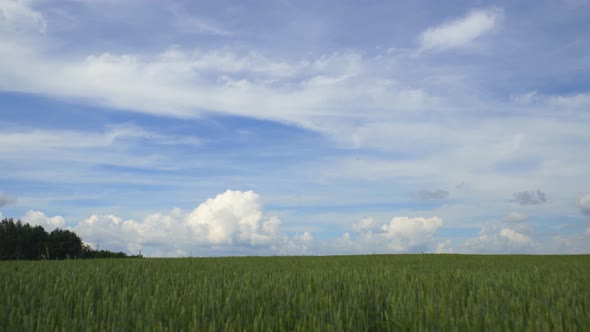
[1,254,589,331]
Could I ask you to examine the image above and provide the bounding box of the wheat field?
[1,255,589,331]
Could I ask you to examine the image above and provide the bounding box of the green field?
[1,255,589,331]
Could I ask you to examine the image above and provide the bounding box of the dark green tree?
[0,218,50,259]
[0,218,19,259]
[48,229,83,259]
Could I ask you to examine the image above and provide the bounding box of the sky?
[1,0,589,257]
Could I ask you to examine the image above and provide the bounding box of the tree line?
[0,218,141,260]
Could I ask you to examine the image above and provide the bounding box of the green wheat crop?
[1,255,589,331]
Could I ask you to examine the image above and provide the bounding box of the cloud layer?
[8,189,590,256]
[9,190,448,256]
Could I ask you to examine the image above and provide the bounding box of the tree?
[0,218,19,259]
[48,229,83,259]
[0,218,50,259]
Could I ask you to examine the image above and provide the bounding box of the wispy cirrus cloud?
[0,124,200,153]
[171,11,232,36]
[419,8,501,51]
[513,91,590,110]
[0,0,46,33]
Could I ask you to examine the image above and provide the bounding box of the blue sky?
[1,0,589,256]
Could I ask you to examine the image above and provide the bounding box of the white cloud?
[0,125,199,153]
[74,190,307,256]
[419,8,500,51]
[352,217,377,232]
[277,231,314,255]
[1,2,587,190]
[36,202,446,256]
[20,210,65,231]
[462,222,535,253]
[329,216,444,254]
[75,214,142,253]
[9,200,590,255]
[436,240,454,253]
[381,217,444,251]
[185,190,283,247]
[499,228,530,245]
[0,126,136,151]
[577,193,590,215]
[0,19,437,131]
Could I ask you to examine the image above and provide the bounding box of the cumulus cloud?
[512,190,548,205]
[334,216,444,254]
[20,210,65,231]
[278,232,314,255]
[436,240,454,253]
[185,190,283,247]
[74,190,309,256]
[0,192,15,207]
[352,217,378,232]
[75,214,143,253]
[416,189,449,201]
[381,217,444,251]
[419,8,500,51]
[577,193,590,215]
[499,228,532,245]
[1,190,313,256]
[463,222,535,253]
